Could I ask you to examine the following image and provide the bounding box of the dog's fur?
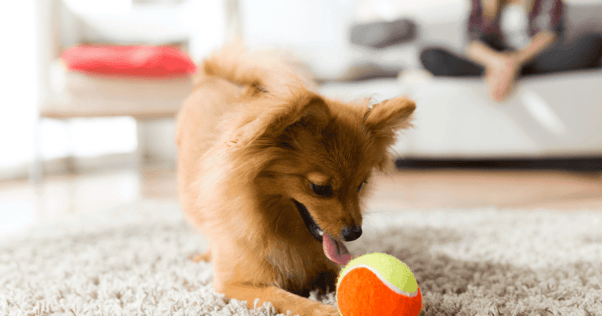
[176,43,415,316]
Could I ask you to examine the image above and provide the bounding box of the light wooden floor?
[1,165,601,238]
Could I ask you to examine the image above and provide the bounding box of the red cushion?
[61,45,197,78]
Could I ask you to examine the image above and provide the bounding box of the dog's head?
[227,88,415,264]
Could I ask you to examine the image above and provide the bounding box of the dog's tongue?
[323,233,352,266]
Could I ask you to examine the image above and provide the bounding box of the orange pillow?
[61,45,197,78]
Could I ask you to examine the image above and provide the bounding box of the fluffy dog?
[176,43,415,316]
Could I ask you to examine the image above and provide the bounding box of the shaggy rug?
[1,199,601,316]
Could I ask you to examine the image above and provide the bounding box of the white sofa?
[242,0,602,159]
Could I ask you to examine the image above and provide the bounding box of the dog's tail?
[195,42,315,94]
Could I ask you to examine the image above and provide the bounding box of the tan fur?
[176,43,415,316]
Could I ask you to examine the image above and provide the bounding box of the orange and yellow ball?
[336,253,422,316]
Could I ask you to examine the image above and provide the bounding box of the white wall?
[0,0,39,177]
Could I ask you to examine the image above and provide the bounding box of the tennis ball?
[336,253,422,316]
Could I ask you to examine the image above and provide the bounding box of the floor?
[1,165,601,239]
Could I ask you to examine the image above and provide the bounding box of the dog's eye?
[357,181,366,192]
[279,141,294,149]
[311,183,333,197]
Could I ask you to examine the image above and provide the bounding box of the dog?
[176,43,415,316]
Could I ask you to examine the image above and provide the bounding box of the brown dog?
[176,43,415,316]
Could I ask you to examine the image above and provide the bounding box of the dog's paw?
[313,304,339,316]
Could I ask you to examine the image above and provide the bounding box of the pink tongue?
[323,233,352,266]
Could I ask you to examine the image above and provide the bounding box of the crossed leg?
[220,282,339,316]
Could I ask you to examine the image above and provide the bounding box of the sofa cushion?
[563,2,602,41]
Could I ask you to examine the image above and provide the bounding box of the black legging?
[420,33,602,77]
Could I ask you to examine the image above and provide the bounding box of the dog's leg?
[222,282,338,316]
[191,249,211,262]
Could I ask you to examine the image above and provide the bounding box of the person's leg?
[420,47,484,77]
[522,33,602,76]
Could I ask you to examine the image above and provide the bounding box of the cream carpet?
[1,200,601,315]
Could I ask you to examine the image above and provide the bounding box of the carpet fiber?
[1,200,601,315]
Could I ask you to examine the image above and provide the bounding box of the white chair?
[31,0,237,182]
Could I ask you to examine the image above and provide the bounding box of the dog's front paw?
[313,304,339,316]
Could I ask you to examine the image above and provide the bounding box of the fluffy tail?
[195,42,315,94]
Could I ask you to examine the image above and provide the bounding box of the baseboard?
[395,156,602,171]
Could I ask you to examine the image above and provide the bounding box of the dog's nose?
[341,226,362,241]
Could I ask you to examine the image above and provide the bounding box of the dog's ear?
[273,93,330,136]
[364,96,415,149]
[231,92,329,147]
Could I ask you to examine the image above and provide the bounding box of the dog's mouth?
[293,199,352,266]
[293,199,323,242]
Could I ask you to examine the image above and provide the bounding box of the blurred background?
[1,0,601,237]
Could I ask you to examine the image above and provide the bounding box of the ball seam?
[338,264,419,297]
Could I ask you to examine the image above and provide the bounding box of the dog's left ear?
[230,92,329,147]
[274,93,330,135]
[364,96,416,148]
